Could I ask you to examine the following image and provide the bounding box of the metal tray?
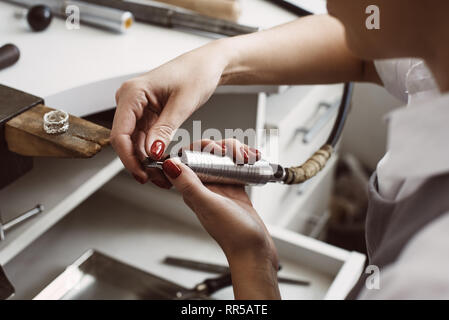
[34,250,208,300]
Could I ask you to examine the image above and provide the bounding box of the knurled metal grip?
[181,151,285,185]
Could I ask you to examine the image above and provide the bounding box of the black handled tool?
[266,0,312,17]
[175,272,233,299]
[0,44,20,71]
[164,256,310,286]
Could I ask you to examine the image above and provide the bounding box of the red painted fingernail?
[221,144,227,155]
[162,160,182,179]
[241,147,249,163]
[249,147,261,160]
[151,180,171,189]
[150,140,165,159]
[133,174,145,184]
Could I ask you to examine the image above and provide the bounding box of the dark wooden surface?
[0,84,43,126]
[0,85,41,190]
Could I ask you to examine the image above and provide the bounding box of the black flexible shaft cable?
[326,82,354,147]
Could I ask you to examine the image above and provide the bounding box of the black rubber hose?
[326,82,354,147]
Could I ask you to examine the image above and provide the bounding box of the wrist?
[226,243,279,272]
[208,37,247,86]
[226,250,281,300]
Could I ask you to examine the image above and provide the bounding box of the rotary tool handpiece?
[143,150,286,186]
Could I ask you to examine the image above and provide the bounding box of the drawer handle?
[0,204,44,241]
[296,100,340,144]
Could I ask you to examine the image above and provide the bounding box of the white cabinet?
[1,83,358,299]
[5,174,364,300]
[251,84,344,230]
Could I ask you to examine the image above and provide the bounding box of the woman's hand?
[111,15,370,188]
[162,139,281,300]
[110,40,230,187]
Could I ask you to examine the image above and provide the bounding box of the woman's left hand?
[162,139,281,299]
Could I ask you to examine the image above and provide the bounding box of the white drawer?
[251,155,337,228]
[264,84,344,165]
[6,173,365,300]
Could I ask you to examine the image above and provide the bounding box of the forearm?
[217,14,379,85]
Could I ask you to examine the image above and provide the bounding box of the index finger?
[111,133,148,182]
[111,106,148,181]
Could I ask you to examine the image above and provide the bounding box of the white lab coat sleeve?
[358,211,449,299]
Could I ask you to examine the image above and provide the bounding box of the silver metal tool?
[65,0,134,33]
[6,0,134,33]
[80,0,259,36]
[143,150,286,186]
[0,204,44,241]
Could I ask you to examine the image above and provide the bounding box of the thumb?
[145,92,196,160]
[162,158,211,205]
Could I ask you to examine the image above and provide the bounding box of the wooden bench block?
[5,105,111,158]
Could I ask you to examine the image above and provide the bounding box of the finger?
[133,130,148,161]
[147,168,172,189]
[221,139,261,165]
[178,140,225,157]
[145,92,197,160]
[248,147,262,163]
[111,133,148,183]
[162,158,210,205]
[112,82,149,182]
[137,136,171,189]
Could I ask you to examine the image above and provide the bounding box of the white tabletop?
[0,0,299,106]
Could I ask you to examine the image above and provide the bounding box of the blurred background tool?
[266,0,312,16]
[34,250,233,300]
[15,4,54,31]
[5,0,134,33]
[0,44,20,71]
[152,0,241,22]
[81,0,258,36]
[66,0,134,33]
[164,256,311,286]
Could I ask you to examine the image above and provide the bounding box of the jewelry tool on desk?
[80,0,258,36]
[14,4,54,31]
[0,44,20,72]
[151,0,242,22]
[5,0,134,33]
[266,0,313,17]
[164,256,311,286]
[144,83,354,186]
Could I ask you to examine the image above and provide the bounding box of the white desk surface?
[0,0,301,104]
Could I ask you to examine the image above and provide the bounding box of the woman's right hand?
[111,40,231,187]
